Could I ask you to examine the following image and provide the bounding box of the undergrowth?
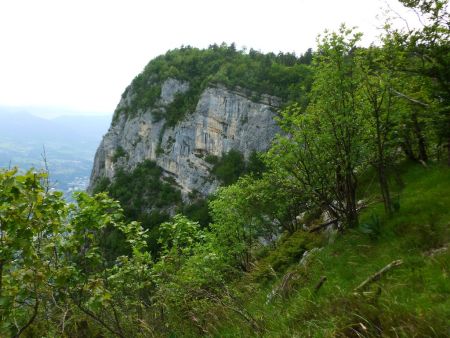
[205,163,450,337]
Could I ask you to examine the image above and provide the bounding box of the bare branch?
[314,276,327,293]
[354,259,403,292]
[74,302,126,338]
[13,300,39,338]
[391,89,430,107]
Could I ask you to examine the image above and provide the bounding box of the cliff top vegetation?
[113,44,313,125]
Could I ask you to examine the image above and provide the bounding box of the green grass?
[208,163,450,337]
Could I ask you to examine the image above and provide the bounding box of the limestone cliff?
[89,78,281,197]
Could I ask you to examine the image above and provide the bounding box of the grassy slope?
[213,163,450,337]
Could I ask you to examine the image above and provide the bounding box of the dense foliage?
[112,44,313,126]
[93,149,266,248]
[210,150,266,186]
[3,1,450,336]
[93,160,181,255]
[0,169,150,337]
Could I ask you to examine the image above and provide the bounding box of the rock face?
[89,78,281,197]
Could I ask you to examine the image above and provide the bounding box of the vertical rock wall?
[89,79,281,197]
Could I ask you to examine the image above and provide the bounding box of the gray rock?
[88,79,281,198]
[160,78,190,105]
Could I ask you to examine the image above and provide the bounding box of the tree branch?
[354,259,403,292]
[13,299,39,338]
[391,89,429,107]
[75,302,126,338]
[314,276,327,294]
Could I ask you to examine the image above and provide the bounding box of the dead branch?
[354,259,403,292]
[74,302,125,338]
[308,218,338,233]
[188,312,209,335]
[267,271,300,304]
[13,299,39,338]
[314,276,327,294]
[198,287,263,333]
[391,89,429,107]
[423,244,448,257]
[308,201,374,233]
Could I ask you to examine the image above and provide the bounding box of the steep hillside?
[206,163,450,337]
[88,45,312,230]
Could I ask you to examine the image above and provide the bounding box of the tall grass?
[205,163,450,337]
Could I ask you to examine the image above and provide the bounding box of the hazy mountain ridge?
[0,107,111,197]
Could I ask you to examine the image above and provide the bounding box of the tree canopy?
[113,44,313,126]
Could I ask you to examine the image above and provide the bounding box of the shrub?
[111,146,127,162]
[212,149,246,186]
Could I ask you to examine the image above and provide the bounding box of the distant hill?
[0,108,110,144]
[0,107,111,197]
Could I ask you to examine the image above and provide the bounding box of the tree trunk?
[401,132,417,162]
[377,163,393,215]
[447,134,450,167]
[345,169,358,228]
[412,111,428,162]
[374,109,393,215]
[0,260,3,297]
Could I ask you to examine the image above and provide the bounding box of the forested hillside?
[112,43,313,125]
[1,0,449,337]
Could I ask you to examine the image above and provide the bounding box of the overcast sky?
[0,0,415,117]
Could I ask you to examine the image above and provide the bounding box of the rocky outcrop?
[89,78,281,197]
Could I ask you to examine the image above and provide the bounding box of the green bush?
[92,176,110,194]
[92,160,181,241]
[204,154,219,164]
[212,149,246,186]
[182,198,212,227]
[111,146,127,162]
[246,151,266,177]
[359,213,381,240]
[262,231,322,274]
[211,150,268,185]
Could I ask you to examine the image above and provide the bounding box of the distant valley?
[0,107,111,198]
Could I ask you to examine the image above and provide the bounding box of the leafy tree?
[208,174,292,270]
[0,168,152,337]
[151,215,228,333]
[211,149,246,186]
[267,26,368,228]
[56,192,151,337]
[93,160,182,257]
[0,169,66,337]
[209,183,255,271]
[181,198,212,227]
[308,26,369,227]
[357,39,401,214]
[396,0,450,165]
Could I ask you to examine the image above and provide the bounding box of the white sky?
[0,0,416,116]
